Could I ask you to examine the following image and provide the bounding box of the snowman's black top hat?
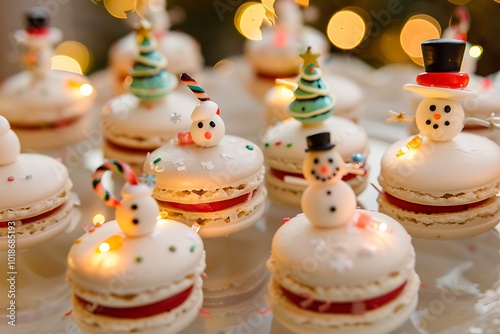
[305,132,335,152]
[421,38,465,73]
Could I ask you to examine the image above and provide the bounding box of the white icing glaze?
[116,183,159,237]
[67,218,204,296]
[144,135,263,194]
[263,117,369,171]
[0,116,20,166]
[0,70,95,125]
[190,101,225,147]
[415,98,465,141]
[0,153,69,210]
[270,209,413,292]
[380,132,500,201]
[102,92,196,149]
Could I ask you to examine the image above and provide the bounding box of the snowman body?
[415,98,465,142]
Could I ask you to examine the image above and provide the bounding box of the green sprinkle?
[135,256,143,263]
[286,143,292,148]
[264,143,269,147]
[153,157,162,164]
[245,145,254,151]
[190,245,195,253]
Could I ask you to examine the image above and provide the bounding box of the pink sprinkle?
[7,176,14,181]
[202,272,208,279]
[199,309,211,317]
[259,307,271,314]
[64,310,73,317]
[282,217,290,223]
[420,282,427,289]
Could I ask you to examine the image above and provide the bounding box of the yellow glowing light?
[295,0,309,7]
[235,2,268,40]
[51,55,82,74]
[93,214,106,225]
[104,0,137,19]
[277,85,294,99]
[380,26,407,63]
[80,83,94,97]
[400,15,441,60]
[469,45,483,59]
[96,235,124,253]
[396,135,423,157]
[327,10,367,50]
[378,222,388,232]
[56,41,91,74]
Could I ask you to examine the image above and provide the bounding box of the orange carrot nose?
[433,114,441,120]
[204,132,212,139]
[320,165,330,175]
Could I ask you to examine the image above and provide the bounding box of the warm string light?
[80,84,94,97]
[396,135,423,157]
[96,235,124,253]
[469,45,483,58]
[92,214,106,225]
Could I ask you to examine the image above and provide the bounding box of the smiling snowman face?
[303,149,346,187]
[115,184,159,237]
[190,101,226,147]
[415,98,465,141]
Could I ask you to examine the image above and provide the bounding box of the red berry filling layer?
[75,285,193,319]
[159,189,257,213]
[0,203,66,228]
[280,281,407,314]
[270,168,357,183]
[383,192,488,214]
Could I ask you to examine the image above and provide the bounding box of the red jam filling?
[383,192,487,214]
[281,282,407,314]
[159,189,257,213]
[11,114,83,130]
[75,285,193,319]
[0,204,65,228]
[416,72,469,89]
[270,168,357,183]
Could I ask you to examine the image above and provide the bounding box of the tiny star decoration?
[300,47,320,67]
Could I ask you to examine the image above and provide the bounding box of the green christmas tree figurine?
[289,47,335,124]
[127,20,177,100]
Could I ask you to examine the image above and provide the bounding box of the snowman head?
[190,101,225,147]
[115,183,160,238]
[415,98,465,141]
[303,132,346,187]
[0,116,21,166]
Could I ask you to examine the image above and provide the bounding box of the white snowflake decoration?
[329,253,353,274]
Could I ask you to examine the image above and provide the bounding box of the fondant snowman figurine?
[180,73,226,148]
[390,38,499,142]
[14,7,62,79]
[301,132,366,228]
[0,116,21,166]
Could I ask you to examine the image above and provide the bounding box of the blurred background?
[0,0,499,79]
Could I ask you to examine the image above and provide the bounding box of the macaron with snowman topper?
[267,132,420,334]
[143,73,266,238]
[0,116,75,250]
[66,160,205,334]
[380,38,500,239]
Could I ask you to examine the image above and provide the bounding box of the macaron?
[0,116,74,251]
[143,74,267,238]
[67,160,206,334]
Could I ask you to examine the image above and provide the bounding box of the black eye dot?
[330,206,336,212]
[313,158,319,164]
[444,105,451,113]
[132,218,139,224]
[311,170,315,175]
[426,120,431,125]
[328,158,333,163]
[433,124,439,129]
[169,246,176,252]
[326,190,331,195]
[302,107,305,111]
[445,121,450,126]
[209,121,216,127]
[197,122,203,129]
[131,204,138,210]
[429,105,436,111]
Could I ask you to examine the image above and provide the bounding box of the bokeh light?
[55,41,91,73]
[80,84,94,97]
[469,45,483,58]
[93,213,106,225]
[235,2,268,40]
[295,0,309,7]
[400,14,441,64]
[327,9,367,50]
[380,26,407,63]
[104,0,137,19]
[51,55,82,74]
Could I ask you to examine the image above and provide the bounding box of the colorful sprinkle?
[64,310,73,317]
[153,157,162,164]
[200,161,214,170]
[420,282,428,289]
[264,142,269,147]
[7,176,14,182]
[140,174,156,187]
[202,272,208,279]
[89,226,96,233]
[75,239,82,244]
[282,217,290,223]
[169,246,176,252]
[25,174,32,180]
[259,307,271,314]
[199,309,211,317]
[177,166,186,171]
[135,256,143,263]
[245,145,254,150]
[190,245,196,253]
[275,141,282,146]
[146,104,153,110]
[286,143,292,148]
